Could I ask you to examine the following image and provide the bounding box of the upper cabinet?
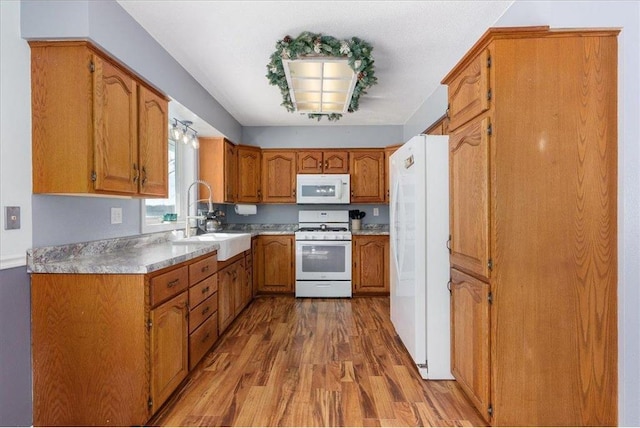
[297,150,349,174]
[199,137,238,203]
[30,40,168,197]
[237,145,262,203]
[349,149,385,203]
[261,150,297,203]
[446,48,491,131]
[425,114,450,136]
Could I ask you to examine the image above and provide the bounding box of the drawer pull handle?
[167,279,180,288]
[201,265,209,273]
[202,306,210,315]
[202,286,210,294]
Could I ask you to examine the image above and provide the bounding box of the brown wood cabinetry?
[449,268,490,422]
[352,235,389,295]
[30,40,168,197]
[237,145,262,202]
[297,150,349,173]
[349,150,385,203]
[30,251,218,426]
[217,254,247,333]
[442,26,618,426]
[425,114,450,136]
[384,145,401,203]
[150,291,189,414]
[187,255,219,370]
[256,235,295,293]
[261,150,297,203]
[199,137,238,203]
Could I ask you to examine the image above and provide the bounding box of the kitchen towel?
[234,204,257,216]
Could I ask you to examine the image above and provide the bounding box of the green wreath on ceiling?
[266,31,378,122]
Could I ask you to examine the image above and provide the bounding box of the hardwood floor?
[150,296,486,427]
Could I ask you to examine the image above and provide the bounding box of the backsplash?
[222,204,389,225]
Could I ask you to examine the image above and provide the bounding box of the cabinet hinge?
[488,404,493,417]
[487,123,493,136]
[90,171,97,182]
[148,397,153,409]
[89,61,95,73]
[146,319,152,330]
[488,292,493,305]
[446,103,450,118]
[487,258,493,271]
[487,56,492,68]
[487,88,492,101]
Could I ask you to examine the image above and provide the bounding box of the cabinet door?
[353,236,389,294]
[138,85,168,197]
[257,236,294,293]
[237,145,262,202]
[323,150,349,173]
[224,141,238,202]
[232,259,246,316]
[349,150,385,203]
[262,151,296,203]
[446,48,491,131]
[297,151,324,173]
[93,55,138,194]
[384,145,401,203]
[150,291,188,414]
[218,265,235,332]
[449,117,491,280]
[450,268,491,422]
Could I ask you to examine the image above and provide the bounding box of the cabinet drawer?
[447,48,491,130]
[189,314,218,370]
[189,254,217,286]
[189,274,218,309]
[150,266,189,307]
[189,292,218,334]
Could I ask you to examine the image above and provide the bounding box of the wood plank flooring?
[150,296,486,427]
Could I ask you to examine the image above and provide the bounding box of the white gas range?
[294,210,352,298]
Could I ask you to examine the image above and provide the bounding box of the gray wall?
[243,125,403,148]
[225,204,389,225]
[0,267,32,426]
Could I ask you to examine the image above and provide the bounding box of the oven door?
[295,240,352,281]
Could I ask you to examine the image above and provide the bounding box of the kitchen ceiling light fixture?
[170,118,199,149]
[266,31,377,122]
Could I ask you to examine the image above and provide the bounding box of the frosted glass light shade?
[282,57,357,114]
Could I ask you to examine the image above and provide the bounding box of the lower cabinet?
[150,291,189,414]
[217,253,248,333]
[352,235,390,295]
[30,251,218,426]
[256,235,295,293]
[450,268,491,421]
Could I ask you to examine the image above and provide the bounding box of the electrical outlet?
[373,207,379,217]
[110,207,123,224]
[5,206,20,230]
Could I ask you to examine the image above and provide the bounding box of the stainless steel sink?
[172,232,251,260]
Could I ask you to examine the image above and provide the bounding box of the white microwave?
[296,174,351,204]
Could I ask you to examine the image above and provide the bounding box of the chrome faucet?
[185,180,213,238]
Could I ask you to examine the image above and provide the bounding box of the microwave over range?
[296,174,350,204]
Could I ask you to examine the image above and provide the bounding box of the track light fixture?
[169,118,199,149]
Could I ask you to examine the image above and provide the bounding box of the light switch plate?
[5,206,20,230]
[111,207,123,224]
[373,207,379,217]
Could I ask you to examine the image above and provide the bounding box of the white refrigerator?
[389,134,453,380]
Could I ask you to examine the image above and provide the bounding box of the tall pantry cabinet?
[443,27,618,426]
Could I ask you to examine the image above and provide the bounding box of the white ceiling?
[117,1,513,129]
